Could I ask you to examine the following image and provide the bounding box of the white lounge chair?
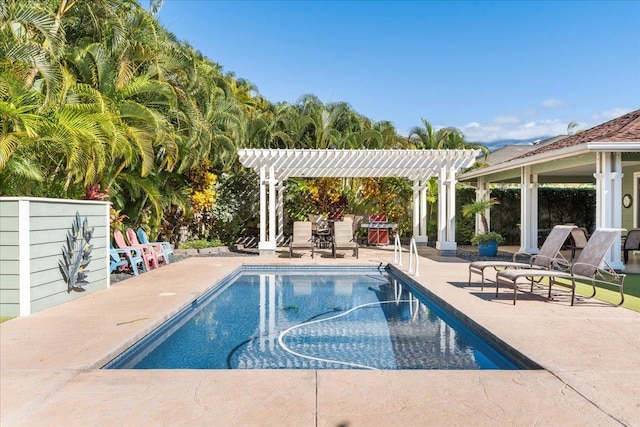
[332,220,358,259]
[468,225,575,289]
[495,228,625,305]
[289,221,314,258]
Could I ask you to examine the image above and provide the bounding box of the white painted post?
[259,166,267,247]
[412,180,420,239]
[419,180,428,243]
[594,152,624,269]
[268,165,276,246]
[447,164,457,249]
[437,166,447,245]
[18,199,30,317]
[476,177,487,235]
[276,181,284,244]
[520,166,539,254]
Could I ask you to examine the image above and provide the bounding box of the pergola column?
[595,152,623,268]
[276,180,284,244]
[412,180,420,239]
[258,165,277,254]
[420,181,428,242]
[520,166,539,254]
[412,180,428,244]
[436,162,457,255]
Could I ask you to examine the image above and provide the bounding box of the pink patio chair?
[125,228,167,267]
[113,229,158,270]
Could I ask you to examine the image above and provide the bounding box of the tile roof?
[518,109,640,159]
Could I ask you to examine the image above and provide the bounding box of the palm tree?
[462,198,499,234]
[0,0,64,103]
[408,117,489,157]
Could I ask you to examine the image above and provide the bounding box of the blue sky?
[152,0,640,143]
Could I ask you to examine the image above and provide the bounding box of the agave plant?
[58,212,93,292]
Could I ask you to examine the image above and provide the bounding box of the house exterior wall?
[0,198,110,317]
[622,165,640,229]
[0,200,20,317]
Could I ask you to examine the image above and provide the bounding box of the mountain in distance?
[477,136,554,152]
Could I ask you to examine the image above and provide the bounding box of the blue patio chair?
[110,244,146,276]
[137,228,176,264]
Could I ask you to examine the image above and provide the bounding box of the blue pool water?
[105,266,526,370]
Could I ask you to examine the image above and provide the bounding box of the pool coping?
[2,247,639,426]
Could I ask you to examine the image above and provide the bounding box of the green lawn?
[573,273,640,312]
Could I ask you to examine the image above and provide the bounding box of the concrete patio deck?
[2,246,639,426]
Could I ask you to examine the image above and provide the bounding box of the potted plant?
[462,198,503,257]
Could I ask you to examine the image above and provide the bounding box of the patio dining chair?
[568,227,589,261]
[315,215,332,248]
[623,228,640,263]
[468,225,575,290]
[495,228,625,306]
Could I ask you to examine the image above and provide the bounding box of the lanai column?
[436,162,457,255]
[520,166,539,254]
[475,177,490,234]
[595,152,623,268]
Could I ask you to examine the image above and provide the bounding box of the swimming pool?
[105,266,532,370]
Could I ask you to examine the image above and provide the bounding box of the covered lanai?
[238,148,480,255]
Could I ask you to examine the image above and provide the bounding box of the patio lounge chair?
[289,221,314,258]
[495,228,625,306]
[137,228,176,264]
[126,228,167,267]
[113,229,158,270]
[623,228,640,263]
[568,227,589,261]
[332,220,358,259]
[110,244,146,276]
[468,225,576,290]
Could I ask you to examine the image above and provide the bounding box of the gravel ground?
[453,246,516,263]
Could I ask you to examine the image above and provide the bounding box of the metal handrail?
[393,234,403,266]
[408,237,419,276]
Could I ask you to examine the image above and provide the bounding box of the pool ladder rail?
[393,235,419,277]
[393,234,403,266]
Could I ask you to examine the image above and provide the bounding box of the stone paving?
[2,246,639,426]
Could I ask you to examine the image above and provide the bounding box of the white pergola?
[238,149,480,255]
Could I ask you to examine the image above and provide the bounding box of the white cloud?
[593,107,633,121]
[460,116,568,143]
[453,107,632,143]
[541,99,564,108]
[493,116,520,125]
